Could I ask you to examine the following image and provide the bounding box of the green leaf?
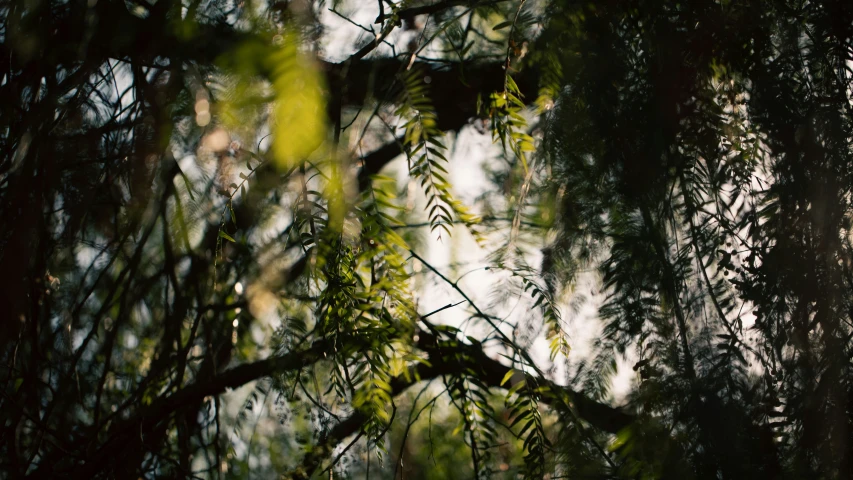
[426,137,446,149]
[500,369,515,387]
[507,378,527,397]
[506,75,520,94]
[219,231,236,243]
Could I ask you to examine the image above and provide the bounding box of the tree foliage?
[1,0,852,479]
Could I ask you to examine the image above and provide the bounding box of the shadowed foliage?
[1,0,852,479]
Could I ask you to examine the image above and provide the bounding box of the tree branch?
[64,339,333,479]
[284,329,633,479]
[377,0,510,23]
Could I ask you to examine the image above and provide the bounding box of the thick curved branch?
[327,59,536,127]
[414,330,634,434]
[285,329,633,479]
[60,320,626,479]
[340,58,539,187]
[64,339,333,479]
[378,0,509,23]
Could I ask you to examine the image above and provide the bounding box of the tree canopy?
[2,0,852,478]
